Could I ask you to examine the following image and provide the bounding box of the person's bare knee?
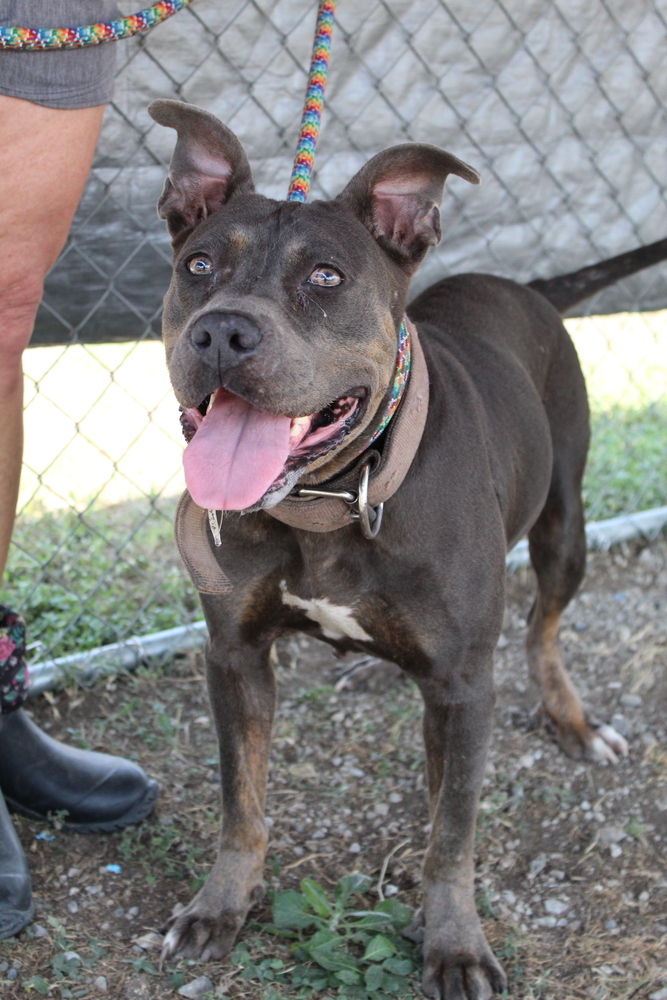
[0,276,44,393]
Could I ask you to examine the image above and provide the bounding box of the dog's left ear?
[148,99,254,240]
[336,144,480,271]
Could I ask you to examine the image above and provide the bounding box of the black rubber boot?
[0,786,33,939]
[0,709,158,833]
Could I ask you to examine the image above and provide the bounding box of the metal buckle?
[356,459,384,539]
[292,458,383,540]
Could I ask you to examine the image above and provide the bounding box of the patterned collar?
[353,316,411,457]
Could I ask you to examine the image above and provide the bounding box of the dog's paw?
[421,930,507,999]
[161,905,242,962]
[535,704,629,764]
[160,880,263,963]
[420,887,507,999]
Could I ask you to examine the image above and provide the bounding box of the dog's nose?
[189,312,263,366]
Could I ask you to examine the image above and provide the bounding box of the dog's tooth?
[289,415,311,444]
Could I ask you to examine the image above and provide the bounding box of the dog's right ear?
[148,100,254,240]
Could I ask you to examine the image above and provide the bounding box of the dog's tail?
[527,237,667,314]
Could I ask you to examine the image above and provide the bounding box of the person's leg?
[0,95,159,941]
[0,95,105,579]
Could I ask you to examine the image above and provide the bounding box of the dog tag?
[207,508,223,547]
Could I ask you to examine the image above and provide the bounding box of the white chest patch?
[279,581,372,642]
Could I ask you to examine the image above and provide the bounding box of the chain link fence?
[9,0,667,663]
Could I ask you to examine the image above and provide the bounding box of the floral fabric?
[0,606,28,716]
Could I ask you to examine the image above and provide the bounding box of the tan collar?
[174,319,429,593]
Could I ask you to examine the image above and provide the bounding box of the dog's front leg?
[414,669,507,1000]
[162,637,275,962]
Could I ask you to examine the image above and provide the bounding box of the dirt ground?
[1,537,666,999]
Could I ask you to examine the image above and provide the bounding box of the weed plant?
[243,872,420,999]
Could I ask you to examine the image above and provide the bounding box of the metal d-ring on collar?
[292,456,384,540]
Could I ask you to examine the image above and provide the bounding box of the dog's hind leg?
[526,341,628,763]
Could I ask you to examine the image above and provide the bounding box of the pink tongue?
[183,389,292,510]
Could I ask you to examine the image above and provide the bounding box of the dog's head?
[148,99,479,512]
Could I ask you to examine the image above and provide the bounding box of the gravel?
[2,536,665,1000]
[178,977,214,998]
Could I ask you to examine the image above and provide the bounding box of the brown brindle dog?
[148,99,667,998]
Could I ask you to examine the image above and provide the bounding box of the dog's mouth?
[179,387,364,511]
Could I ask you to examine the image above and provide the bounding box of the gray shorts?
[0,1,120,109]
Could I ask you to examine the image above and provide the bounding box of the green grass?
[585,402,667,520]
[5,496,198,659]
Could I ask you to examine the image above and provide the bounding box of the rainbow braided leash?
[0,0,192,50]
[286,0,336,203]
[287,1,410,445]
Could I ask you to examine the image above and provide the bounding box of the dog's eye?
[186,255,213,275]
[308,266,342,287]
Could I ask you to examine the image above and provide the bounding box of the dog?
[147,99,667,998]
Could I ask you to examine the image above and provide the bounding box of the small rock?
[544,899,568,915]
[32,923,48,938]
[384,884,399,897]
[67,901,79,914]
[113,907,125,918]
[178,976,214,998]
[528,854,547,879]
[349,842,361,854]
[127,906,139,919]
[610,843,623,859]
[63,951,81,963]
[610,714,632,739]
[95,976,108,992]
[649,989,667,1000]
[620,693,642,708]
[374,802,389,816]
[605,920,617,930]
[598,826,626,847]
[388,792,402,804]
[135,931,163,950]
[535,915,557,928]
[7,968,17,981]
